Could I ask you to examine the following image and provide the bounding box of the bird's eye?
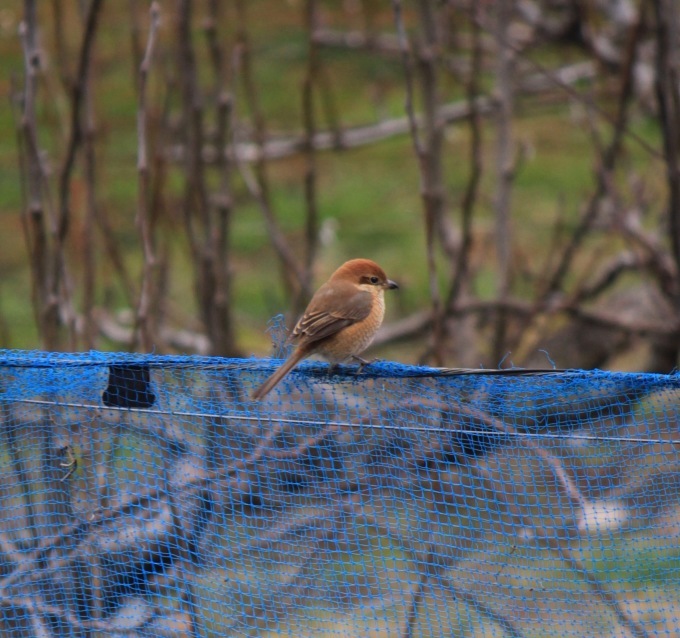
[369,276,380,284]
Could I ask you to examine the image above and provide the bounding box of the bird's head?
[330,258,399,291]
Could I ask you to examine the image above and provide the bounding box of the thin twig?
[234,0,304,299]
[445,1,482,310]
[81,25,98,349]
[55,0,104,350]
[374,294,680,348]
[203,0,239,356]
[392,0,445,366]
[134,1,161,350]
[544,1,646,298]
[301,0,321,307]
[475,463,650,638]
[0,593,150,636]
[178,0,231,357]
[540,532,651,638]
[166,62,597,164]
[18,2,54,347]
[491,0,516,365]
[473,10,663,162]
[652,0,680,308]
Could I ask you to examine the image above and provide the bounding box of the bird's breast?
[317,291,385,362]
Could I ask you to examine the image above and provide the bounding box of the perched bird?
[252,258,398,400]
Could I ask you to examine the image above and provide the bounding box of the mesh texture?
[1,349,679,637]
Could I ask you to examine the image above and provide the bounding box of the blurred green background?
[0,1,672,369]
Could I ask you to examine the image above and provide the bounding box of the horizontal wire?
[0,360,573,374]
[1,356,677,379]
[8,397,680,447]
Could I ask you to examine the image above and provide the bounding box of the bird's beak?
[386,279,399,290]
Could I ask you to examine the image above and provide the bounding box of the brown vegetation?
[8,0,680,371]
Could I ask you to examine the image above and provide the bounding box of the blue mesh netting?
[1,349,679,637]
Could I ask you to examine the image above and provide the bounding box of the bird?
[252,258,399,400]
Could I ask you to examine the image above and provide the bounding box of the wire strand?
[9,397,680,446]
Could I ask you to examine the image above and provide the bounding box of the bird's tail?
[252,349,307,400]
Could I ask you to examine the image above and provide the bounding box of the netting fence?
[1,349,679,637]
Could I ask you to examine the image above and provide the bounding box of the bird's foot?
[351,355,376,374]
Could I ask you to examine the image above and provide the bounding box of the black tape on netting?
[1,349,679,637]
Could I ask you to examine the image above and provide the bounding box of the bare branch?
[134,1,161,351]
[55,0,104,349]
[652,0,680,307]
[491,0,517,364]
[547,3,646,300]
[81,15,99,349]
[473,8,663,162]
[234,0,305,299]
[301,0,321,307]
[166,61,597,166]
[202,0,240,356]
[374,296,680,350]
[446,2,483,311]
[392,0,445,365]
[17,4,51,345]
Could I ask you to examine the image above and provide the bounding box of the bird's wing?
[291,281,372,345]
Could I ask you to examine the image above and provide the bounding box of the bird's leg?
[327,363,339,376]
[351,355,376,374]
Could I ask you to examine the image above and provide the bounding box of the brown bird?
[252,258,399,400]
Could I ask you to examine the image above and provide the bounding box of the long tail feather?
[252,349,307,400]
